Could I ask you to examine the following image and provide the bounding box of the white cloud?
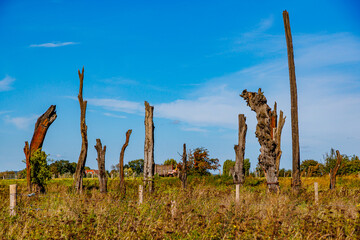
[103,112,126,119]
[0,76,15,91]
[4,115,38,130]
[30,42,78,48]
[181,127,208,133]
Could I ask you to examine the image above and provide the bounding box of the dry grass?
[1,175,360,239]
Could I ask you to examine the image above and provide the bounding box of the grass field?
[1,175,360,239]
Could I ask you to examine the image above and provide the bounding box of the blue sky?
[0,0,359,172]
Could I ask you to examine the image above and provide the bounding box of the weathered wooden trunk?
[73,67,88,194]
[144,101,155,193]
[94,139,107,193]
[179,143,187,189]
[119,129,132,195]
[240,89,285,193]
[24,105,57,192]
[330,150,342,190]
[233,114,247,185]
[283,10,301,193]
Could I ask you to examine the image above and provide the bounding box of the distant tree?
[338,155,360,175]
[126,159,144,174]
[49,160,77,177]
[255,163,265,177]
[244,158,251,176]
[31,150,52,193]
[223,159,235,176]
[188,147,220,176]
[164,158,177,168]
[124,167,133,177]
[300,159,324,177]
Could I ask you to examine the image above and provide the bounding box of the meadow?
[1,175,360,239]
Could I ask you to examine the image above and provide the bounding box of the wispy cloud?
[4,115,38,130]
[87,98,143,114]
[30,42,78,48]
[181,127,208,133]
[0,76,15,91]
[103,112,126,119]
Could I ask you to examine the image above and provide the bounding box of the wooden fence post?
[314,182,319,204]
[171,200,177,218]
[235,184,240,205]
[10,184,17,216]
[138,185,143,205]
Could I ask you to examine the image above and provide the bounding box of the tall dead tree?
[73,67,88,194]
[241,89,285,193]
[232,114,247,185]
[179,143,187,189]
[23,105,57,192]
[330,150,343,190]
[144,101,155,193]
[94,139,107,193]
[119,129,132,195]
[283,10,301,192]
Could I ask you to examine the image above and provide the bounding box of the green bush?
[31,149,52,193]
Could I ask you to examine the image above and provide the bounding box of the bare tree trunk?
[119,129,132,195]
[144,101,155,193]
[94,139,107,193]
[24,142,31,192]
[330,150,343,190]
[233,114,247,185]
[240,89,285,193]
[23,105,57,192]
[179,143,187,189]
[283,10,301,193]
[73,67,88,194]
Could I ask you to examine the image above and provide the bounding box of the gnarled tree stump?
[232,114,247,185]
[24,105,57,192]
[73,67,88,194]
[144,101,155,193]
[330,150,343,190]
[94,139,107,193]
[240,89,285,193]
[179,143,187,189]
[119,129,132,195]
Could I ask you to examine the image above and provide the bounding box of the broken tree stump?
[24,105,57,192]
[330,150,343,190]
[119,129,132,195]
[144,101,155,193]
[73,67,88,194]
[179,143,187,189]
[233,114,247,185]
[94,139,107,193]
[240,89,285,193]
[283,10,301,193]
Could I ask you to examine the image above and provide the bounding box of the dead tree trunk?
[73,67,88,194]
[283,10,301,193]
[240,89,285,193]
[119,129,132,195]
[179,143,187,189]
[232,114,247,185]
[23,105,57,192]
[94,139,107,193]
[144,101,155,193]
[330,150,343,190]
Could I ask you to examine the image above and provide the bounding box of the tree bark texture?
[144,101,155,193]
[24,105,57,192]
[119,129,132,195]
[232,114,247,185]
[330,150,343,190]
[240,89,285,193]
[179,143,187,189]
[94,139,107,193]
[73,67,88,194]
[283,10,301,192]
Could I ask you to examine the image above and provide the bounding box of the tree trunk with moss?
[73,67,88,194]
[144,101,155,193]
[233,114,247,185]
[94,139,107,193]
[119,129,132,195]
[240,89,285,193]
[23,105,57,192]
